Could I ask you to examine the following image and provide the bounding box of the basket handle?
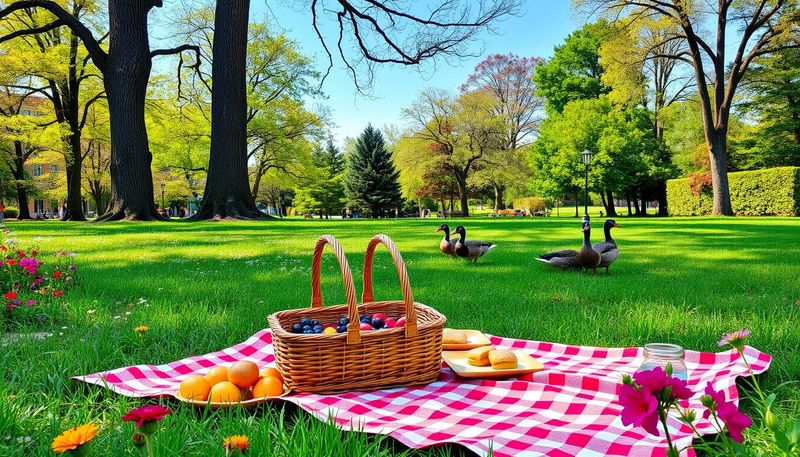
[310,235,361,344]
[362,234,418,338]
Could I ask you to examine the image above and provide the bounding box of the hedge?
[3,206,19,218]
[667,167,800,216]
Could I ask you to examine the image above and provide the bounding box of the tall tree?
[0,0,203,221]
[576,0,800,215]
[192,0,257,220]
[534,21,612,114]
[0,1,106,221]
[461,53,544,209]
[345,125,402,217]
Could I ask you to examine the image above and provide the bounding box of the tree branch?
[0,0,107,71]
[0,19,64,45]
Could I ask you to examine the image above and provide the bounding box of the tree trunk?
[640,188,648,216]
[626,192,632,216]
[64,132,86,221]
[493,184,506,211]
[251,168,263,200]
[574,191,579,218]
[708,131,733,215]
[656,180,668,216]
[96,1,161,221]
[633,198,641,216]
[453,175,469,216]
[604,189,618,217]
[192,0,263,220]
[92,185,103,216]
[12,142,31,219]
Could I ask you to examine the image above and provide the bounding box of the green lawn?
[1,217,799,456]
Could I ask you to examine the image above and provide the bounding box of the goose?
[436,223,457,256]
[577,220,602,274]
[537,220,602,274]
[593,219,621,273]
[451,226,496,263]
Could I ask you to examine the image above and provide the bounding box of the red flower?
[17,251,25,258]
[4,291,17,300]
[121,405,172,428]
[53,271,62,279]
[31,249,38,256]
[7,259,17,266]
[53,290,64,297]
[0,245,6,251]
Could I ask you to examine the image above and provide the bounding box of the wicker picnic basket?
[268,234,446,394]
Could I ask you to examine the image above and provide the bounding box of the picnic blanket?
[74,330,771,457]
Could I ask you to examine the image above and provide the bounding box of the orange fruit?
[204,365,229,387]
[209,381,241,403]
[259,367,283,383]
[228,361,260,388]
[179,375,211,401]
[252,376,283,398]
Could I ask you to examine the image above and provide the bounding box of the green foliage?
[736,48,800,169]
[3,205,19,218]
[530,96,675,200]
[512,197,549,211]
[534,21,612,114]
[667,167,800,216]
[344,125,403,217]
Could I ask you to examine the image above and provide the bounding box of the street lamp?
[581,149,594,220]
[160,182,165,215]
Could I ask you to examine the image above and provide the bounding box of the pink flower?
[718,329,750,348]
[53,290,64,297]
[19,257,39,274]
[618,384,660,435]
[702,384,752,443]
[121,405,172,428]
[665,377,693,401]
[633,368,670,394]
[716,402,752,443]
[25,300,35,307]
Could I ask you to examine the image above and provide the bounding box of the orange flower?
[223,435,250,453]
[51,423,98,454]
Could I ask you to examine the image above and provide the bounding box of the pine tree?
[313,139,344,176]
[345,125,403,217]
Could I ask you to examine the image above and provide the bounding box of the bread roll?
[467,346,494,366]
[489,350,518,369]
[442,329,468,344]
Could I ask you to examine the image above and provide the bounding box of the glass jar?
[640,343,688,380]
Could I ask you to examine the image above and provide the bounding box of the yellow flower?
[134,325,149,334]
[51,423,98,454]
[223,435,249,453]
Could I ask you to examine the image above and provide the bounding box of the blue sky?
[250,1,582,146]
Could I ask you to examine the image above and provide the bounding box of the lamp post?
[160,182,165,215]
[581,149,594,221]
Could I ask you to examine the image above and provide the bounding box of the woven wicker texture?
[268,234,446,394]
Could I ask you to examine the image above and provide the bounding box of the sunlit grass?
[1,216,799,456]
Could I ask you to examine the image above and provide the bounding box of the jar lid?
[643,343,685,358]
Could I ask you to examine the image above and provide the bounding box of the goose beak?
[434,228,441,232]
[613,222,621,228]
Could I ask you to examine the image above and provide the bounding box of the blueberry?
[337,325,346,333]
[339,317,350,325]
[360,314,372,323]
[303,329,313,334]
[291,323,303,333]
[371,318,385,329]
[302,325,312,331]
[314,327,323,334]
[300,318,313,327]
[310,319,320,326]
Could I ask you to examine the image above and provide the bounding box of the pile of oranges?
[178,361,285,404]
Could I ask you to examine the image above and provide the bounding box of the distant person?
[341,208,347,219]
[0,203,5,222]
[179,207,186,218]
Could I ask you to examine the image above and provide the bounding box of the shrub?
[3,206,19,218]
[667,167,800,216]
[513,197,549,212]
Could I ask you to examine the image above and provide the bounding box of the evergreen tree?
[313,139,345,176]
[345,125,403,217]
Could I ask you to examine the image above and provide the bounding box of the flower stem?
[659,408,677,455]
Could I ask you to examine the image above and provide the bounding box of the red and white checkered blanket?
[75,330,770,457]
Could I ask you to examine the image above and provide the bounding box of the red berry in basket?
[359,322,373,331]
[396,317,406,327]
[372,313,386,321]
[384,318,397,328]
